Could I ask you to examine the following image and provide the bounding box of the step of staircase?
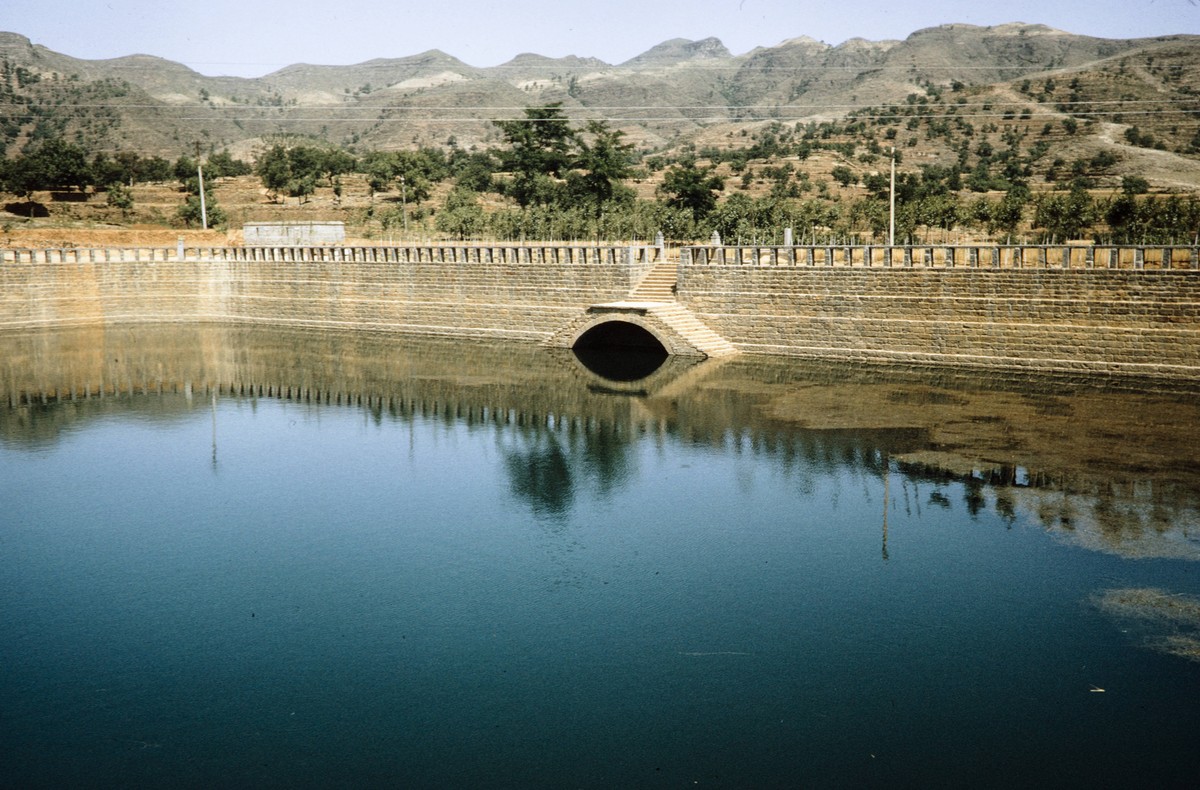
[629,262,679,301]
[643,303,738,357]
[617,261,738,357]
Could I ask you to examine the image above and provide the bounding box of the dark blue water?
[2,327,1200,788]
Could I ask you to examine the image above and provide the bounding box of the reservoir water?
[2,325,1200,788]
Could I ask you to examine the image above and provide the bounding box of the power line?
[4,98,1200,111]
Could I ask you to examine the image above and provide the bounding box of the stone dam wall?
[2,243,1198,379]
[0,245,658,343]
[678,247,1200,378]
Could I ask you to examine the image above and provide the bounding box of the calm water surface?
[2,326,1200,788]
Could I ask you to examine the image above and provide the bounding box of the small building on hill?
[244,222,345,246]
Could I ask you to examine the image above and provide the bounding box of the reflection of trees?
[501,419,635,518]
[570,422,631,498]
[503,431,574,517]
[6,323,1199,559]
[0,396,201,449]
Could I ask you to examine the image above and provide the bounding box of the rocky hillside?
[1,23,1197,163]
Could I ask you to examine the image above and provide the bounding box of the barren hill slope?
[1,23,1197,194]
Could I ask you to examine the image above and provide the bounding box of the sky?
[2,0,1197,78]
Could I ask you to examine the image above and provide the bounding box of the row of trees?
[0,137,257,197]
[2,103,1198,243]
[426,187,1200,246]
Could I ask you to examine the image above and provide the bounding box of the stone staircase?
[639,302,738,357]
[624,260,738,357]
[630,262,679,301]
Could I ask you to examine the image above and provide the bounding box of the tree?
[176,194,227,228]
[361,151,395,197]
[2,137,93,196]
[391,151,436,204]
[988,185,1029,237]
[105,181,134,214]
[287,174,317,204]
[658,159,724,221]
[435,186,486,239]
[493,103,577,207]
[1121,175,1150,195]
[359,150,435,203]
[255,144,292,202]
[830,165,856,187]
[451,150,498,192]
[91,153,125,188]
[319,149,357,185]
[206,150,252,178]
[1105,193,1140,242]
[708,193,758,243]
[135,155,173,183]
[567,120,634,216]
[174,155,198,185]
[1034,184,1095,241]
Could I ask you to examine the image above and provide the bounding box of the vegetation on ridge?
[2,25,1199,244]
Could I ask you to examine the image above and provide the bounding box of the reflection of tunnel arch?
[572,320,669,382]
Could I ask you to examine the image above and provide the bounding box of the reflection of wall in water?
[2,325,1199,559]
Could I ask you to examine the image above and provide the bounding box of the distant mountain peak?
[778,35,828,48]
[622,37,731,67]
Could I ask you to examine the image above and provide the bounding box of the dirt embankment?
[0,174,383,248]
[1,226,236,248]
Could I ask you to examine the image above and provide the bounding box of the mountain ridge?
[0,24,1197,161]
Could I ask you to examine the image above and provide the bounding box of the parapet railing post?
[1134,247,1144,270]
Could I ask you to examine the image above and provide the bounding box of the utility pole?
[400,175,408,235]
[195,142,208,231]
[889,147,896,247]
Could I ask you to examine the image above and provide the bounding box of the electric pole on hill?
[195,142,208,231]
[889,147,896,247]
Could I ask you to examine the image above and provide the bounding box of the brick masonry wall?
[678,266,1200,377]
[3,249,1199,379]
[0,254,641,342]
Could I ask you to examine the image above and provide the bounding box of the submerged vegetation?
[1095,588,1200,663]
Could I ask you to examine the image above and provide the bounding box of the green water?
[2,325,1200,788]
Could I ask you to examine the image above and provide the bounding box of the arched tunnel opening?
[572,321,669,382]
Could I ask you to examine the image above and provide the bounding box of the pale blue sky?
[3,0,1197,77]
